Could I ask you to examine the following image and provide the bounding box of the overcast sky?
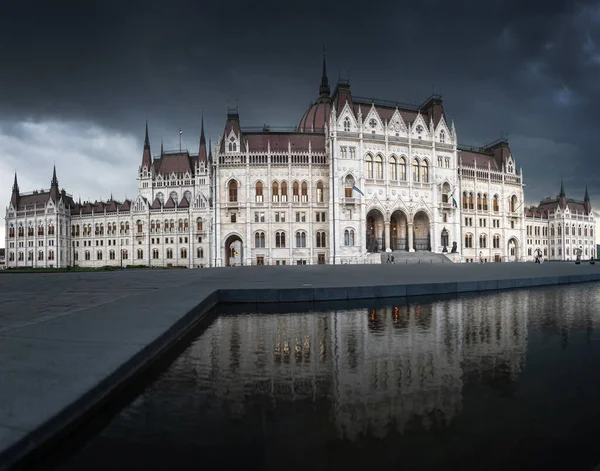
[2,0,600,247]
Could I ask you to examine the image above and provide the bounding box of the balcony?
[343,197,357,205]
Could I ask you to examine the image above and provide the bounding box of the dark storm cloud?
[1,0,599,208]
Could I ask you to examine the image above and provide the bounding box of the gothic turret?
[50,165,60,202]
[319,47,330,99]
[208,138,213,164]
[558,180,567,209]
[141,120,152,169]
[198,116,207,164]
[10,173,19,208]
[584,185,592,215]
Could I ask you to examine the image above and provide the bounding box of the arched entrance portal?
[366,208,385,252]
[507,237,519,262]
[413,211,431,251]
[224,234,243,266]
[390,210,408,251]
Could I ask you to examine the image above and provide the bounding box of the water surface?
[55,283,600,470]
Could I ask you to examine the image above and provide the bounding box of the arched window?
[38,221,44,236]
[468,192,474,209]
[228,137,237,152]
[281,181,288,202]
[197,218,203,232]
[28,222,33,237]
[344,229,355,246]
[293,181,300,202]
[181,248,187,258]
[579,225,582,236]
[255,181,263,202]
[389,156,397,181]
[272,181,279,202]
[137,249,144,259]
[316,231,326,248]
[48,221,55,236]
[510,195,517,212]
[440,130,445,143]
[295,231,307,248]
[178,219,183,232]
[462,192,468,209]
[96,250,102,261]
[109,250,115,260]
[301,181,308,202]
[255,231,266,248]
[482,194,488,211]
[375,155,383,179]
[38,251,44,261]
[399,157,407,180]
[344,175,355,198]
[137,220,143,233]
[166,248,172,259]
[153,248,159,259]
[184,219,189,231]
[197,248,204,258]
[275,231,286,248]
[228,180,238,202]
[441,182,451,203]
[412,159,420,182]
[585,226,588,237]
[558,224,562,236]
[343,117,350,132]
[493,234,500,248]
[465,233,473,248]
[477,193,482,210]
[85,250,90,261]
[421,160,429,183]
[316,181,324,203]
[366,155,373,179]
[493,195,499,212]
[479,234,487,248]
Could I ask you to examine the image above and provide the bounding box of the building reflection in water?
[56,283,600,471]
[174,289,531,441]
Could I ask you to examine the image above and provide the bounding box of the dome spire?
[319,45,330,98]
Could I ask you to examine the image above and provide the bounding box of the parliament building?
[4,56,596,268]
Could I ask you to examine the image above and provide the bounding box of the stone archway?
[508,237,519,262]
[224,234,243,266]
[413,211,431,251]
[390,210,408,251]
[366,208,385,252]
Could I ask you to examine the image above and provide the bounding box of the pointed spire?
[199,115,208,164]
[144,119,150,147]
[141,121,152,169]
[585,185,589,201]
[319,45,330,98]
[50,165,60,202]
[12,172,19,193]
[559,179,565,197]
[208,137,213,163]
[51,164,59,187]
[160,138,164,156]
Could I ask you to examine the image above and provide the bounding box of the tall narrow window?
[316,181,324,203]
[228,180,238,202]
[255,181,263,202]
[389,156,397,181]
[272,181,279,202]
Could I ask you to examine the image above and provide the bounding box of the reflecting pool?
[54,283,600,470]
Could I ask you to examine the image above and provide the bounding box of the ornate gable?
[411,113,430,141]
[387,108,407,137]
[363,104,384,135]
[337,100,358,132]
[435,115,451,144]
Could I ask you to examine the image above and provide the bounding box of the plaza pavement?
[0,261,599,469]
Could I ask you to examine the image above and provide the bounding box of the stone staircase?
[379,251,452,264]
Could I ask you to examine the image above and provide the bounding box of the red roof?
[245,132,326,152]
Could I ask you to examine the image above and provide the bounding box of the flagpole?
[179,130,182,153]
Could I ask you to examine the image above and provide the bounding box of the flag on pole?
[179,129,183,135]
[352,185,365,197]
[451,186,458,208]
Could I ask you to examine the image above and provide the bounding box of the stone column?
[384,221,391,252]
[408,221,415,252]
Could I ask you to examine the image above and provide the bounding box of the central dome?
[298,99,330,133]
